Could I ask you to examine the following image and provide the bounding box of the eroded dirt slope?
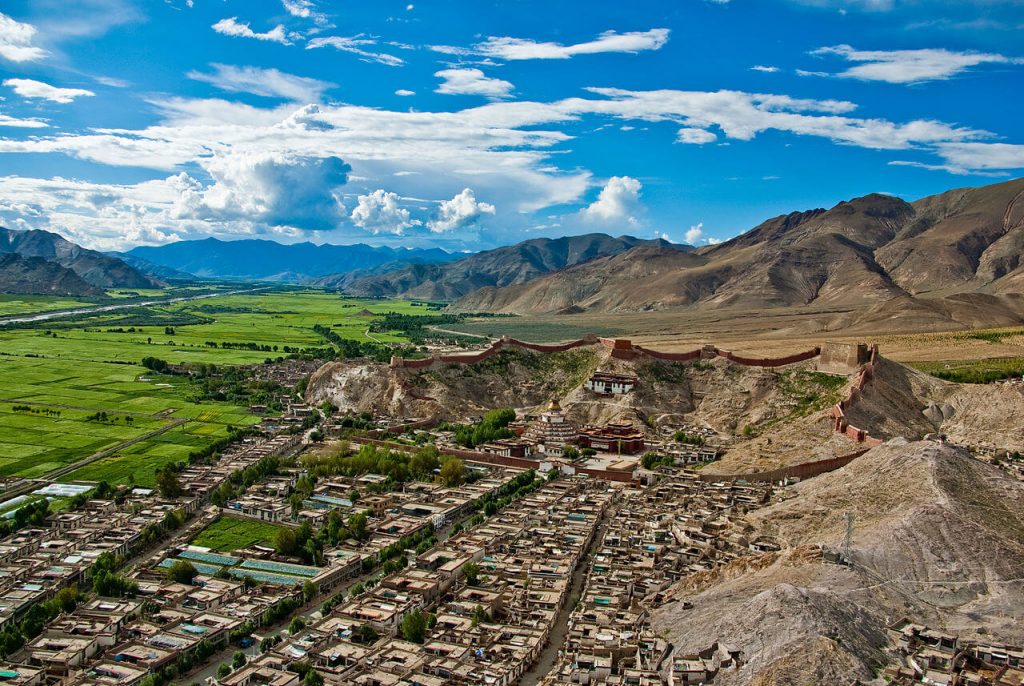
[653,441,1024,686]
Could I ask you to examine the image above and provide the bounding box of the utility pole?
[843,511,854,564]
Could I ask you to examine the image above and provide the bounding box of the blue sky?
[0,0,1022,252]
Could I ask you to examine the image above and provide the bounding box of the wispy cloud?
[281,0,329,27]
[806,44,1021,84]
[211,17,291,45]
[306,35,404,66]
[0,113,48,128]
[750,65,779,73]
[187,64,334,102]
[435,28,670,61]
[892,142,1024,175]
[4,78,94,103]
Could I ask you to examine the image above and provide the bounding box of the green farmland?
[0,289,425,486]
[191,515,285,552]
[0,294,96,317]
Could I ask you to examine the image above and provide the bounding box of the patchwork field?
[0,355,253,484]
[0,289,422,485]
[0,294,96,317]
[191,515,285,552]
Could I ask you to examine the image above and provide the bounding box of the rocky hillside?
[334,234,684,300]
[450,178,1024,330]
[307,339,1024,475]
[652,440,1024,685]
[0,253,103,297]
[836,356,1024,452]
[306,342,848,429]
[0,227,160,291]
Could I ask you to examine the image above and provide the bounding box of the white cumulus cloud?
[0,12,46,62]
[212,17,291,44]
[395,89,415,97]
[685,222,704,244]
[751,65,779,73]
[677,128,717,144]
[179,152,352,230]
[350,189,418,234]
[428,188,495,233]
[3,78,95,104]
[473,28,669,60]
[580,176,642,226]
[434,68,514,99]
[187,64,334,102]
[807,44,1021,84]
[1,81,1021,251]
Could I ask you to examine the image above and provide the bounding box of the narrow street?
[517,502,617,686]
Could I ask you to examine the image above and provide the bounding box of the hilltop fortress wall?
[390,334,599,369]
[829,344,884,447]
[390,334,822,370]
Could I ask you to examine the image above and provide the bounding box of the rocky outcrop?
[653,441,1024,685]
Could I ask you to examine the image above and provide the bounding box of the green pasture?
[60,422,237,487]
[0,294,95,317]
[191,516,285,552]
[0,289,423,484]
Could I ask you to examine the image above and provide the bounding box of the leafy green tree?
[303,580,317,602]
[217,663,231,678]
[166,560,197,584]
[155,467,183,498]
[462,562,480,586]
[232,650,247,669]
[351,624,379,644]
[472,604,489,626]
[275,528,298,556]
[348,512,369,542]
[439,457,466,487]
[400,609,428,644]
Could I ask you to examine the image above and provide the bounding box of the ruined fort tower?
[818,342,870,375]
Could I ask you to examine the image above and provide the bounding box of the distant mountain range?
[449,178,1024,330]
[0,228,161,296]
[107,252,197,282]
[5,177,1023,334]
[126,237,459,281]
[320,234,683,300]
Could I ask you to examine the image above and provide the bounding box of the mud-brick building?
[578,423,646,454]
[585,371,638,396]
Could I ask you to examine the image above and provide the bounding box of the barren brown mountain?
[450,178,1024,331]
